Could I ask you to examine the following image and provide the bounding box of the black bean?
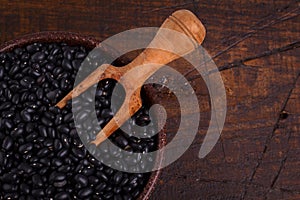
[9,64,20,76]
[53,67,63,76]
[50,171,66,182]
[38,125,47,137]
[40,158,51,167]
[120,177,129,186]
[47,127,56,138]
[72,147,85,159]
[0,102,11,110]
[75,174,88,187]
[20,91,29,102]
[55,114,63,125]
[5,88,12,100]
[97,171,109,181]
[55,192,71,200]
[31,52,46,62]
[74,162,84,173]
[72,59,82,70]
[52,80,60,89]
[20,76,34,88]
[41,116,53,126]
[63,113,73,123]
[58,165,71,173]
[12,93,20,104]
[63,50,72,60]
[37,75,45,84]
[20,183,30,194]
[2,136,13,150]
[75,52,86,59]
[43,138,53,147]
[28,93,37,101]
[54,180,67,188]
[0,80,8,88]
[20,110,31,122]
[95,182,107,191]
[36,88,44,100]
[57,124,70,134]
[37,147,50,157]
[52,158,63,167]
[32,69,42,77]
[25,132,39,142]
[19,143,33,153]
[23,123,35,135]
[82,167,95,176]
[46,90,58,101]
[62,59,73,71]
[57,149,69,158]
[54,139,63,150]
[3,119,13,129]
[45,63,55,71]
[78,188,93,198]
[32,174,43,187]
[113,171,123,185]
[51,46,60,55]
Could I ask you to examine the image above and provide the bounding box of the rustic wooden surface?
[0,0,299,199]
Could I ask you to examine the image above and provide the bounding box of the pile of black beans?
[0,42,158,199]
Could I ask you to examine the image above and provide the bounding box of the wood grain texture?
[0,0,299,199]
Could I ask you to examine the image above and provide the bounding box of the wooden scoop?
[56,9,206,145]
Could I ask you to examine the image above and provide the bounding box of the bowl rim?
[0,31,166,200]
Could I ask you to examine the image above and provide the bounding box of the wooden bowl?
[0,31,166,200]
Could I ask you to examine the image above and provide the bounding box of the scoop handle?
[124,9,206,73]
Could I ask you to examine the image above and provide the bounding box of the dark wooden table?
[1,0,299,199]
